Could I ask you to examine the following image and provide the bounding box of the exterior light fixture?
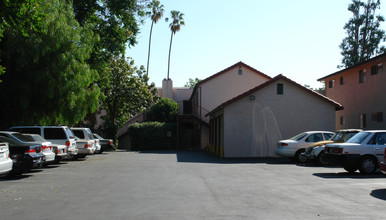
[249,95,255,100]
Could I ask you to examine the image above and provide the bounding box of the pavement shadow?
[0,174,33,181]
[42,165,61,169]
[313,172,384,179]
[370,189,386,201]
[175,150,292,164]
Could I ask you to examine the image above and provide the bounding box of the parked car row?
[275,130,386,175]
[0,126,115,177]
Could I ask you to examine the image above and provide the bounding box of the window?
[277,83,283,95]
[305,133,323,142]
[9,127,40,134]
[340,77,344,85]
[369,133,386,145]
[371,63,383,75]
[340,116,345,125]
[44,128,66,139]
[371,112,383,122]
[359,69,366,83]
[360,114,366,129]
[328,80,334,88]
[72,130,85,139]
[323,133,334,140]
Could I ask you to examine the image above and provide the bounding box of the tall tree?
[146,0,165,75]
[0,0,45,80]
[101,56,158,143]
[166,10,184,79]
[339,0,386,68]
[184,77,201,88]
[0,0,99,128]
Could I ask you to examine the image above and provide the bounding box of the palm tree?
[166,10,184,79]
[146,0,165,76]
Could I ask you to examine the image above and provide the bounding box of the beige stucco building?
[207,75,343,158]
[180,62,271,149]
[318,53,386,130]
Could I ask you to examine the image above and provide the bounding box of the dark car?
[0,131,44,175]
[93,133,115,151]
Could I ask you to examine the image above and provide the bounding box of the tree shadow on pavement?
[370,189,386,201]
[174,150,292,164]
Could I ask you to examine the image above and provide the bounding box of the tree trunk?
[167,31,173,80]
[146,21,154,76]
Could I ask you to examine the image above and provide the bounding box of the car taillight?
[25,148,36,153]
[55,149,59,154]
[65,141,70,147]
[109,140,113,145]
[281,143,288,146]
[42,145,49,151]
[84,144,90,148]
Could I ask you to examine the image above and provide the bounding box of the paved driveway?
[0,150,386,219]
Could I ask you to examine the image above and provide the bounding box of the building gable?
[207,74,343,116]
[189,62,272,121]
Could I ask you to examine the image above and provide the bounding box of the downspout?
[176,116,179,150]
[199,86,202,119]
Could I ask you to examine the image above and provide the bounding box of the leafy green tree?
[0,0,99,128]
[184,77,201,88]
[146,97,179,122]
[0,0,46,80]
[339,0,386,68]
[146,0,165,75]
[101,56,158,142]
[166,10,185,79]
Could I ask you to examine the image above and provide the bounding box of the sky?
[125,0,386,89]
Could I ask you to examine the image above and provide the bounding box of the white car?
[71,127,96,157]
[275,131,334,162]
[52,144,68,162]
[9,126,78,159]
[325,130,386,174]
[0,142,13,177]
[94,138,102,154]
[24,134,56,167]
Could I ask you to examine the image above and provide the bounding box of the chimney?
[162,78,173,100]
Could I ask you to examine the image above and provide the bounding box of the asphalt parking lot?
[1,150,386,220]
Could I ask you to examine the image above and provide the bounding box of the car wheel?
[317,151,330,166]
[359,156,377,174]
[294,149,307,163]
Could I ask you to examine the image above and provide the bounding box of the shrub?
[128,122,176,151]
[146,98,178,122]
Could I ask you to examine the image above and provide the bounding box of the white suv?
[70,127,96,155]
[9,126,78,159]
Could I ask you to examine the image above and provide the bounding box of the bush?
[146,98,179,122]
[128,122,176,151]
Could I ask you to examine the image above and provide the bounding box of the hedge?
[128,122,177,151]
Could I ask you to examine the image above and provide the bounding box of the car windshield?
[346,132,371,144]
[331,132,343,141]
[290,133,307,141]
[93,133,103,139]
[12,133,35,142]
[66,128,75,139]
[27,134,47,142]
